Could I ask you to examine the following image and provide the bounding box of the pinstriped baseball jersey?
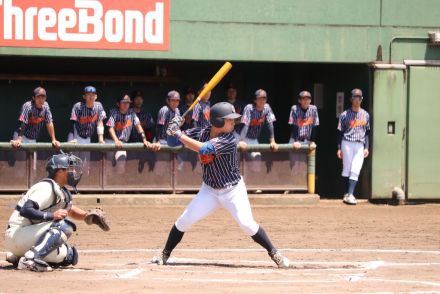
[337,108,370,144]
[185,127,241,189]
[70,101,106,138]
[18,101,53,140]
[288,105,319,140]
[106,108,140,142]
[156,105,180,140]
[241,103,276,139]
[131,109,155,142]
[178,103,193,130]
[192,101,211,128]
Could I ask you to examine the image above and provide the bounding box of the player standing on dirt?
[152,102,290,268]
[337,88,370,205]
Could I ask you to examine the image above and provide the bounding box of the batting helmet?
[46,153,83,188]
[210,102,241,128]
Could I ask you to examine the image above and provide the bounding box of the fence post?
[307,148,316,194]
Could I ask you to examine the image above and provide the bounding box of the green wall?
[371,69,407,198]
[1,0,440,62]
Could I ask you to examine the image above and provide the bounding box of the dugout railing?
[0,143,315,194]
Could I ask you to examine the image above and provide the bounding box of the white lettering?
[4,0,23,40]
[58,8,76,41]
[1,0,166,47]
[24,6,37,40]
[125,10,143,43]
[145,2,163,44]
[38,7,57,41]
[76,0,103,42]
[104,10,123,43]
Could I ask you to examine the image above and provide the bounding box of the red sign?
[0,0,169,50]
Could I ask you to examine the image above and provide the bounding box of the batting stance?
[152,102,290,268]
[337,88,370,205]
[4,153,109,272]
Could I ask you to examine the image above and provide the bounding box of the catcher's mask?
[46,152,83,188]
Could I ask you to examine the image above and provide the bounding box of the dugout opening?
[0,56,370,198]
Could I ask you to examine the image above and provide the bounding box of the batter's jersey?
[178,103,194,131]
[241,103,276,139]
[106,108,140,142]
[156,106,180,140]
[185,127,241,189]
[8,179,72,227]
[131,109,155,142]
[18,101,53,140]
[288,105,319,141]
[192,101,211,128]
[70,101,106,139]
[337,108,370,144]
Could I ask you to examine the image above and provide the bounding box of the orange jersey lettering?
[78,114,98,124]
[28,115,45,125]
[114,119,133,131]
[349,119,367,128]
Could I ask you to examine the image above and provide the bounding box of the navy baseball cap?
[351,88,363,98]
[84,86,97,94]
[117,94,131,103]
[33,87,46,97]
[299,90,312,98]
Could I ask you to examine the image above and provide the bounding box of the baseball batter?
[152,102,290,268]
[4,153,107,272]
[337,88,370,205]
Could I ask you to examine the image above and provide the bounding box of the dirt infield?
[1,201,439,293]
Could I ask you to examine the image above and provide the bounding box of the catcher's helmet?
[209,102,241,128]
[46,153,83,187]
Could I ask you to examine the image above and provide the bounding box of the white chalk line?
[70,248,440,255]
[2,248,439,255]
[150,277,440,287]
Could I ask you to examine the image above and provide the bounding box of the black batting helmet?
[210,102,241,128]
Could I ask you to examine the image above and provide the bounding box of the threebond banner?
[0,0,169,50]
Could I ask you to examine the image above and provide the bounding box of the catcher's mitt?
[84,208,110,231]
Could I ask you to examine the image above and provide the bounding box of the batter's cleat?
[6,252,19,267]
[151,252,170,265]
[269,251,290,268]
[343,194,357,205]
[17,257,53,272]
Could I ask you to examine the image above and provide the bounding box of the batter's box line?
[45,248,439,255]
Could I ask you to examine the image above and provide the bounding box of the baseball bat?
[181,61,232,118]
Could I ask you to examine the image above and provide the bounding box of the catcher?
[4,153,110,272]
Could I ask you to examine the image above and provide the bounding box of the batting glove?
[167,121,182,138]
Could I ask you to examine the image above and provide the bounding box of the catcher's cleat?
[17,257,53,272]
[343,194,357,205]
[151,251,170,265]
[269,251,290,268]
[6,252,19,267]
